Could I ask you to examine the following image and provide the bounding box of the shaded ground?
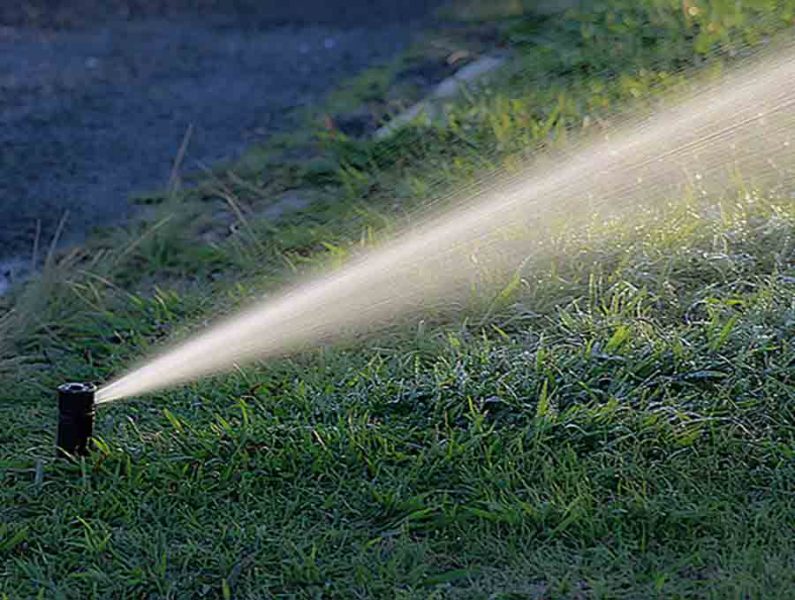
[0,1,442,270]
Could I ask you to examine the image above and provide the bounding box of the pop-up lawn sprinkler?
[56,382,97,459]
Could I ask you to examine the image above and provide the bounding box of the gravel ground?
[0,1,442,284]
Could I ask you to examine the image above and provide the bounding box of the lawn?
[2,1,794,597]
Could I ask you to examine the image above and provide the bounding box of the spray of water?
[97,46,795,403]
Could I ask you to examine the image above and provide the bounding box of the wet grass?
[2,1,795,597]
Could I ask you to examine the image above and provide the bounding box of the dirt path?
[0,1,442,281]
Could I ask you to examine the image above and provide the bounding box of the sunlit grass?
[2,190,793,597]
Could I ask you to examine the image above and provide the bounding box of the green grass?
[2,1,795,597]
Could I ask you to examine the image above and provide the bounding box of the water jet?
[56,382,97,459]
[95,45,795,405]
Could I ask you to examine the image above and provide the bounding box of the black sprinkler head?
[56,382,97,459]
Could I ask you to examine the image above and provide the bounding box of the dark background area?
[0,0,443,268]
[1,0,443,28]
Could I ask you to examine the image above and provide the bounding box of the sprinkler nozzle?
[56,382,97,459]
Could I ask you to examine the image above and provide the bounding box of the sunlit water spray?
[98,47,795,403]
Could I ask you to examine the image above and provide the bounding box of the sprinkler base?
[56,382,97,459]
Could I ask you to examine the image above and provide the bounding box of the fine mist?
[98,47,795,403]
